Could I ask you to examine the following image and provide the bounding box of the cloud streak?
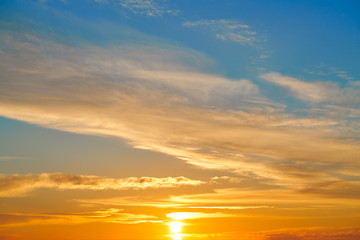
[0,173,204,197]
[94,0,178,16]
[76,186,360,211]
[256,227,360,240]
[0,208,160,226]
[261,72,360,105]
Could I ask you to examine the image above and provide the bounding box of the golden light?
[167,212,191,220]
[171,234,182,240]
[169,221,183,234]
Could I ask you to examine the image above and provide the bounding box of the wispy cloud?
[261,72,360,104]
[305,65,355,81]
[0,208,160,227]
[76,186,360,211]
[94,0,178,16]
[260,72,360,139]
[299,180,360,199]
[254,227,360,240]
[168,188,360,206]
[183,19,258,46]
[0,173,204,197]
[0,32,359,192]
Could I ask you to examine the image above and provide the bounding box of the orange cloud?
[253,227,360,240]
[0,173,204,197]
[0,208,160,227]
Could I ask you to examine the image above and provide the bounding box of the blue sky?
[4,0,360,77]
[1,1,360,239]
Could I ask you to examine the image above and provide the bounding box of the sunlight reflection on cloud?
[0,31,359,194]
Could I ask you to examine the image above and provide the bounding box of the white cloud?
[261,72,360,105]
[261,72,331,102]
[304,65,354,81]
[94,0,178,16]
[183,19,258,45]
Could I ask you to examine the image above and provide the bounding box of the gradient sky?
[1,1,360,240]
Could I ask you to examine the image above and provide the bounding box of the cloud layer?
[0,31,359,193]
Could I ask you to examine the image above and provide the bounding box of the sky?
[0,0,360,239]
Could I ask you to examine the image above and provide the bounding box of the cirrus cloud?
[0,31,359,192]
[183,19,258,46]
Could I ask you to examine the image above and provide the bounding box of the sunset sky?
[1,1,360,239]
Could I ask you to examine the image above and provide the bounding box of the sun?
[169,221,183,234]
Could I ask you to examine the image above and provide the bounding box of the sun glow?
[169,221,183,234]
[171,234,182,240]
[167,212,191,220]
